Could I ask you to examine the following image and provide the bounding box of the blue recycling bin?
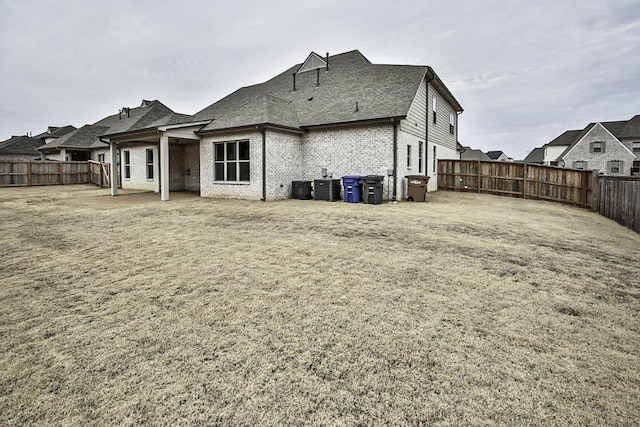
[342,175,362,203]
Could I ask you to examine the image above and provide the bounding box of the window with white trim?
[633,142,640,153]
[98,153,105,163]
[607,160,621,174]
[214,140,250,182]
[407,145,412,169]
[433,146,437,173]
[124,150,131,179]
[146,149,154,180]
[432,98,437,124]
[449,113,455,135]
[418,141,423,173]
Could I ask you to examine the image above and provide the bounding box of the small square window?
[608,160,621,174]
[633,142,640,153]
[573,161,585,170]
[591,141,604,153]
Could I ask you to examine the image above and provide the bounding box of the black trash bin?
[405,175,430,202]
[292,180,312,200]
[314,179,341,201]
[362,175,384,204]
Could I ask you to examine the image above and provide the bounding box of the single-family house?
[103,50,463,201]
[0,126,75,161]
[486,150,511,162]
[526,116,640,175]
[460,146,491,161]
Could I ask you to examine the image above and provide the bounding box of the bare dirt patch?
[1,185,639,425]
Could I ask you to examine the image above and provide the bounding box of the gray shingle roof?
[200,94,299,132]
[522,147,544,163]
[0,135,44,156]
[41,125,110,150]
[195,50,462,132]
[34,125,77,139]
[486,150,506,160]
[460,146,491,161]
[547,130,582,147]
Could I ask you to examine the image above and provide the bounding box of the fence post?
[477,160,481,193]
[27,162,32,186]
[523,163,528,199]
[58,162,63,185]
[590,170,600,212]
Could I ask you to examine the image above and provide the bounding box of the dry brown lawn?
[1,185,639,425]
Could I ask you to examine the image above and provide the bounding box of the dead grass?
[1,185,639,425]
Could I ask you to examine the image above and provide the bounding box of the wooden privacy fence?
[438,160,595,208]
[596,176,640,233]
[0,161,115,188]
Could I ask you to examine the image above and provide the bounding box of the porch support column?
[60,148,67,161]
[109,142,118,196]
[160,134,169,201]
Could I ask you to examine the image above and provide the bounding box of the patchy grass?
[0,185,639,425]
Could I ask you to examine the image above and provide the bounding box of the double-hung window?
[590,141,605,153]
[433,146,437,173]
[432,98,437,124]
[215,140,250,182]
[124,150,131,179]
[418,141,423,173]
[146,149,154,180]
[449,113,455,135]
[98,153,105,163]
[407,145,412,169]
[633,142,640,153]
[573,160,586,170]
[607,160,621,174]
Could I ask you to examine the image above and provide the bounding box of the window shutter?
[601,142,606,153]
[590,142,594,153]
[584,161,588,169]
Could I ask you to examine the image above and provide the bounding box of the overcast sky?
[1,0,639,159]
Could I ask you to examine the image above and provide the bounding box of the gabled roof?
[460,146,491,161]
[39,100,184,150]
[34,125,76,139]
[486,150,506,160]
[0,135,44,156]
[194,50,462,132]
[297,52,327,74]
[522,147,544,163]
[616,115,640,139]
[548,129,582,147]
[199,94,299,132]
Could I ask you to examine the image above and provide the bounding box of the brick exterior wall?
[121,144,159,192]
[266,130,303,200]
[562,124,636,175]
[169,145,185,191]
[200,131,263,200]
[184,144,200,192]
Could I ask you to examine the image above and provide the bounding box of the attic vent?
[141,100,151,107]
[297,52,327,74]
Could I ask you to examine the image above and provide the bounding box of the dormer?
[297,52,328,74]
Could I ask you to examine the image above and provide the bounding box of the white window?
[433,146,437,173]
[449,113,455,135]
[98,153,105,163]
[146,149,154,180]
[407,145,412,169]
[432,98,437,124]
[633,142,640,153]
[124,150,131,179]
[607,160,621,174]
[215,140,250,182]
[418,141,423,174]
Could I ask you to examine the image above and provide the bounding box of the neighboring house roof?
[0,135,44,156]
[618,115,640,139]
[547,130,582,147]
[194,50,463,132]
[522,147,544,163]
[460,146,491,161]
[39,100,187,150]
[486,150,507,160]
[33,125,76,139]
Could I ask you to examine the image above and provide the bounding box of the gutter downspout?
[259,127,266,201]
[392,119,398,201]
[425,67,435,176]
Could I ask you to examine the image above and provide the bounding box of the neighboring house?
[522,147,544,164]
[486,150,511,162]
[102,50,463,201]
[460,146,491,161]
[38,100,190,182]
[0,126,75,161]
[527,116,640,175]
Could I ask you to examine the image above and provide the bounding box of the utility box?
[342,175,362,203]
[314,179,341,201]
[291,180,312,200]
[362,175,384,205]
[405,175,430,202]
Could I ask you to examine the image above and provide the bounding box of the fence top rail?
[597,175,640,182]
[0,160,90,165]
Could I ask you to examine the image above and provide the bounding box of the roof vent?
[119,107,131,119]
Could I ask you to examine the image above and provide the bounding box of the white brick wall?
[266,131,304,200]
[121,144,159,192]
[184,144,200,192]
[562,124,636,175]
[200,131,263,199]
